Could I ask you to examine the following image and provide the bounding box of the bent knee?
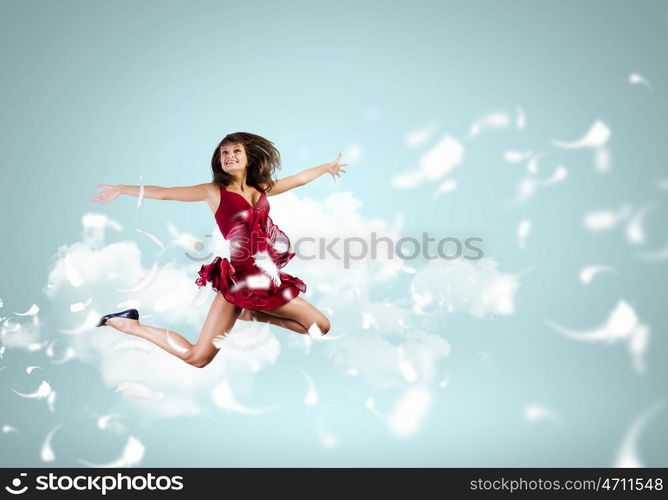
[310,318,331,336]
[188,357,212,369]
[186,352,215,369]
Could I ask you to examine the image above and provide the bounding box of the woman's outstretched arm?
[265,153,348,196]
[90,183,213,204]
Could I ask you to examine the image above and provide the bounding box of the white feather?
[253,251,281,287]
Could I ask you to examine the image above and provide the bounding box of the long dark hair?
[211,132,281,192]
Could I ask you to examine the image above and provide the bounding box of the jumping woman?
[89,132,348,368]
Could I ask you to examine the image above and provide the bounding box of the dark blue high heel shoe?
[96,308,139,327]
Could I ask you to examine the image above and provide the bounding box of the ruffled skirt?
[195,256,306,311]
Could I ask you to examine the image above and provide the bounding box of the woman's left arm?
[266,154,348,196]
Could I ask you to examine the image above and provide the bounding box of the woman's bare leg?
[104,292,241,367]
[105,318,194,359]
[261,296,331,335]
[238,309,308,334]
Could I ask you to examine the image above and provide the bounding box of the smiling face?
[220,142,248,173]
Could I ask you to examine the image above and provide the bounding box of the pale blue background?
[1,0,668,467]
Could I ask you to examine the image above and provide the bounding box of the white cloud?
[266,191,405,288]
[392,135,464,190]
[322,321,451,390]
[14,187,517,428]
[13,192,405,417]
[410,258,521,317]
[115,381,164,401]
[70,298,92,313]
[31,213,287,416]
[1,316,41,349]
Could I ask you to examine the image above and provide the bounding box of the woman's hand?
[90,184,122,204]
[326,153,348,182]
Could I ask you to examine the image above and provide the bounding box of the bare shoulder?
[203,182,220,197]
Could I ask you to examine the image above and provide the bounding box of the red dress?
[195,185,306,310]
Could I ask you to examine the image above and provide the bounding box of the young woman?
[89,132,347,368]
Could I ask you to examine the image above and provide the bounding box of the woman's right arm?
[90,183,213,203]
